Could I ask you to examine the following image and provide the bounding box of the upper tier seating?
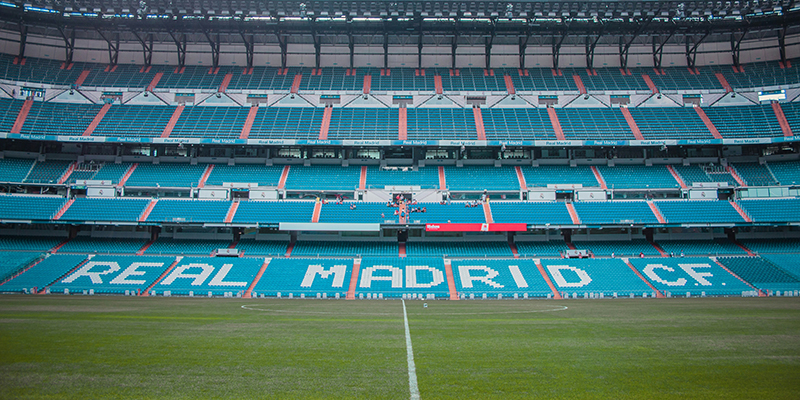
[0,158,34,182]
[21,102,101,136]
[556,108,634,140]
[252,257,353,298]
[450,259,553,297]
[0,195,66,221]
[327,108,398,140]
[514,241,568,257]
[540,258,656,297]
[717,256,800,292]
[765,160,800,186]
[232,200,315,224]
[628,107,713,140]
[145,200,231,223]
[204,164,285,187]
[674,164,737,186]
[491,202,573,225]
[94,104,176,137]
[444,166,519,191]
[731,162,778,186]
[125,163,207,187]
[596,165,679,189]
[406,108,477,140]
[248,107,324,139]
[481,108,556,140]
[24,160,71,184]
[60,198,149,223]
[0,254,87,292]
[2,54,799,91]
[780,102,800,135]
[92,163,132,184]
[654,200,745,224]
[49,255,176,294]
[627,257,753,296]
[318,202,397,224]
[657,239,747,256]
[572,201,660,225]
[703,104,783,138]
[520,165,598,188]
[405,241,513,257]
[738,198,800,223]
[170,106,251,138]
[404,202,486,224]
[365,166,439,189]
[284,165,361,191]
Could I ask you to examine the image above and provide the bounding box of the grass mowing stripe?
[402,299,420,400]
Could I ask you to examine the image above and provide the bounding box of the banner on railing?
[425,223,527,232]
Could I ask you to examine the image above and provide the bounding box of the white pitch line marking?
[402,299,420,400]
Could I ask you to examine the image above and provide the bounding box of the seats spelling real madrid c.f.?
[355,257,449,299]
[450,259,553,298]
[252,257,353,298]
[49,255,176,294]
[627,257,753,296]
[539,258,656,297]
[154,256,265,296]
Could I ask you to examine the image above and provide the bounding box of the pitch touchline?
[402,299,420,400]
[240,304,569,316]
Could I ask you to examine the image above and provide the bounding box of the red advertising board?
[425,223,527,232]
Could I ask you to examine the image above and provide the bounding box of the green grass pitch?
[1,295,799,399]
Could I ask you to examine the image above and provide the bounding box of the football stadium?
[0,0,799,398]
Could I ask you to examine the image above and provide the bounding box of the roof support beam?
[348,28,354,69]
[417,19,423,69]
[132,31,153,68]
[585,32,602,70]
[311,28,321,69]
[485,19,496,69]
[652,29,675,70]
[203,30,220,70]
[57,26,75,65]
[730,29,749,69]
[778,25,788,65]
[552,31,568,70]
[619,18,650,70]
[519,32,529,70]
[277,31,288,70]
[452,32,459,69]
[169,31,187,69]
[96,29,119,67]
[17,23,26,60]
[240,32,254,69]
[383,31,389,69]
[686,31,710,70]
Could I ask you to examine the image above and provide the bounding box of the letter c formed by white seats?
[62,261,120,284]
[208,264,248,287]
[679,263,714,286]
[643,264,687,286]
[406,265,444,288]
[110,262,165,285]
[160,263,214,286]
[301,264,347,288]
[546,265,592,288]
[360,265,403,288]
[458,265,503,288]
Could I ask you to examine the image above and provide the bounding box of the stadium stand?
[125,163,207,187]
[760,254,800,282]
[251,257,353,298]
[154,256,265,296]
[657,239,748,256]
[444,166,519,191]
[144,239,232,255]
[654,200,745,224]
[0,195,67,221]
[284,165,361,191]
[767,161,800,186]
[739,198,800,223]
[292,241,397,257]
[354,257,449,299]
[514,241,569,257]
[405,241,513,257]
[57,237,148,254]
[450,259,554,298]
[232,201,316,224]
[491,202,573,225]
[204,164,285,187]
[539,258,657,298]
[49,255,176,294]
[596,165,679,189]
[572,201,660,225]
[520,165,598,188]
[571,240,660,257]
[234,240,289,256]
[60,198,149,223]
[0,254,87,293]
[0,252,43,282]
[0,236,63,251]
[627,257,753,296]
[0,158,35,182]
[145,200,231,223]
[716,256,800,293]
